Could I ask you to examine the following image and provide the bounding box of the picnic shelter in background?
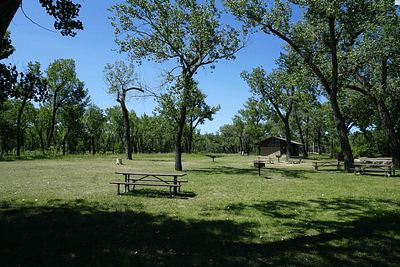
[255,136,304,157]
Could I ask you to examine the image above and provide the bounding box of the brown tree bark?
[0,0,21,44]
[118,97,132,160]
[174,84,189,171]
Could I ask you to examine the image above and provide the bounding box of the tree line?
[1,0,399,171]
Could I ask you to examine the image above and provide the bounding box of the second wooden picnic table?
[351,163,395,177]
[313,161,341,171]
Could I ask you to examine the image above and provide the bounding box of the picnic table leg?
[173,175,178,196]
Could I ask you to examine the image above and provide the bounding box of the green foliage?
[39,0,83,37]
[103,60,140,99]
[0,32,18,111]
[350,130,389,159]
[110,0,246,169]
[113,142,125,154]
[110,0,246,69]
[0,31,15,60]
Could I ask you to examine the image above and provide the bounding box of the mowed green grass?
[1,153,400,266]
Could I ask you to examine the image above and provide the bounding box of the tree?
[242,68,295,159]
[344,1,400,166]
[44,58,88,150]
[225,0,387,171]
[237,97,271,152]
[103,60,143,160]
[1,0,83,45]
[0,31,18,112]
[110,0,246,171]
[105,106,124,154]
[14,61,48,156]
[186,87,220,153]
[84,104,105,155]
[59,97,86,155]
[156,80,220,153]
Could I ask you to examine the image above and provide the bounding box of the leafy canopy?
[109,0,246,75]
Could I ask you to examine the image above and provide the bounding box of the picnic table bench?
[351,163,395,177]
[110,171,187,197]
[313,161,341,171]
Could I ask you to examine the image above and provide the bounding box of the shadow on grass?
[1,198,400,266]
[188,165,315,180]
[119,189,197,199]
[188,166,256,176]
[264,167,316,179]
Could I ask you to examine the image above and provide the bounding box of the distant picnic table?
[313,161,341,171]
[110,171,187,197]
[351,163,395,177]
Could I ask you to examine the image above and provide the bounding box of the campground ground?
[1,153,400,266]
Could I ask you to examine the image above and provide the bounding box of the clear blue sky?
[5,0,300,134]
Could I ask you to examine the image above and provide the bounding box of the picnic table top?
[312,161,340,163]
[115,171,187,177]
[352,163,393,167]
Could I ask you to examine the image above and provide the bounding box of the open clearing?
[1,153,400,266]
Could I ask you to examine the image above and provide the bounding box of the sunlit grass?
[1,153,400,266]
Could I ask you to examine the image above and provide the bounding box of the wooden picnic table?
[351,163,395,177]
[110,171,187,197]
[313,161,341,171]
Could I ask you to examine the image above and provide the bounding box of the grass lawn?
[1,153,400,266]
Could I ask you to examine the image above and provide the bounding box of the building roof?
[255,136,304,146]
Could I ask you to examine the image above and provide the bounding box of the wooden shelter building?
[255,136,304,157]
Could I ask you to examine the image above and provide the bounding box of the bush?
[114,142,125,154]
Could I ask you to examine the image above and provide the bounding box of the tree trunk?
[0,0,21,44]
[329,93,353,172]
[174,122,184,171]
[174,82,190,171]
[92,135,95,155]
[120,101,132,160]
[188,127,193,154]
[377,100,400,167]
[295,113,308,157]
[16,99,27,157]
[47,92,58,149]
[62,127,70,156]
[317,129,322,155]
[284,118,292,160]
[174,103,187,171]
[350,59,400,167]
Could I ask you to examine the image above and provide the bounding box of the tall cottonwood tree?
[224,0,385,171]
[84,104,105,155]
[156,80,220,154]
[242,68,295,159]
[14,61,48,156]
[44,58,87,150]
[344,1,400,166]
[103,60,143,160]
[110,0,246,171]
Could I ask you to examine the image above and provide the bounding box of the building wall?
[260,146,280,157]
